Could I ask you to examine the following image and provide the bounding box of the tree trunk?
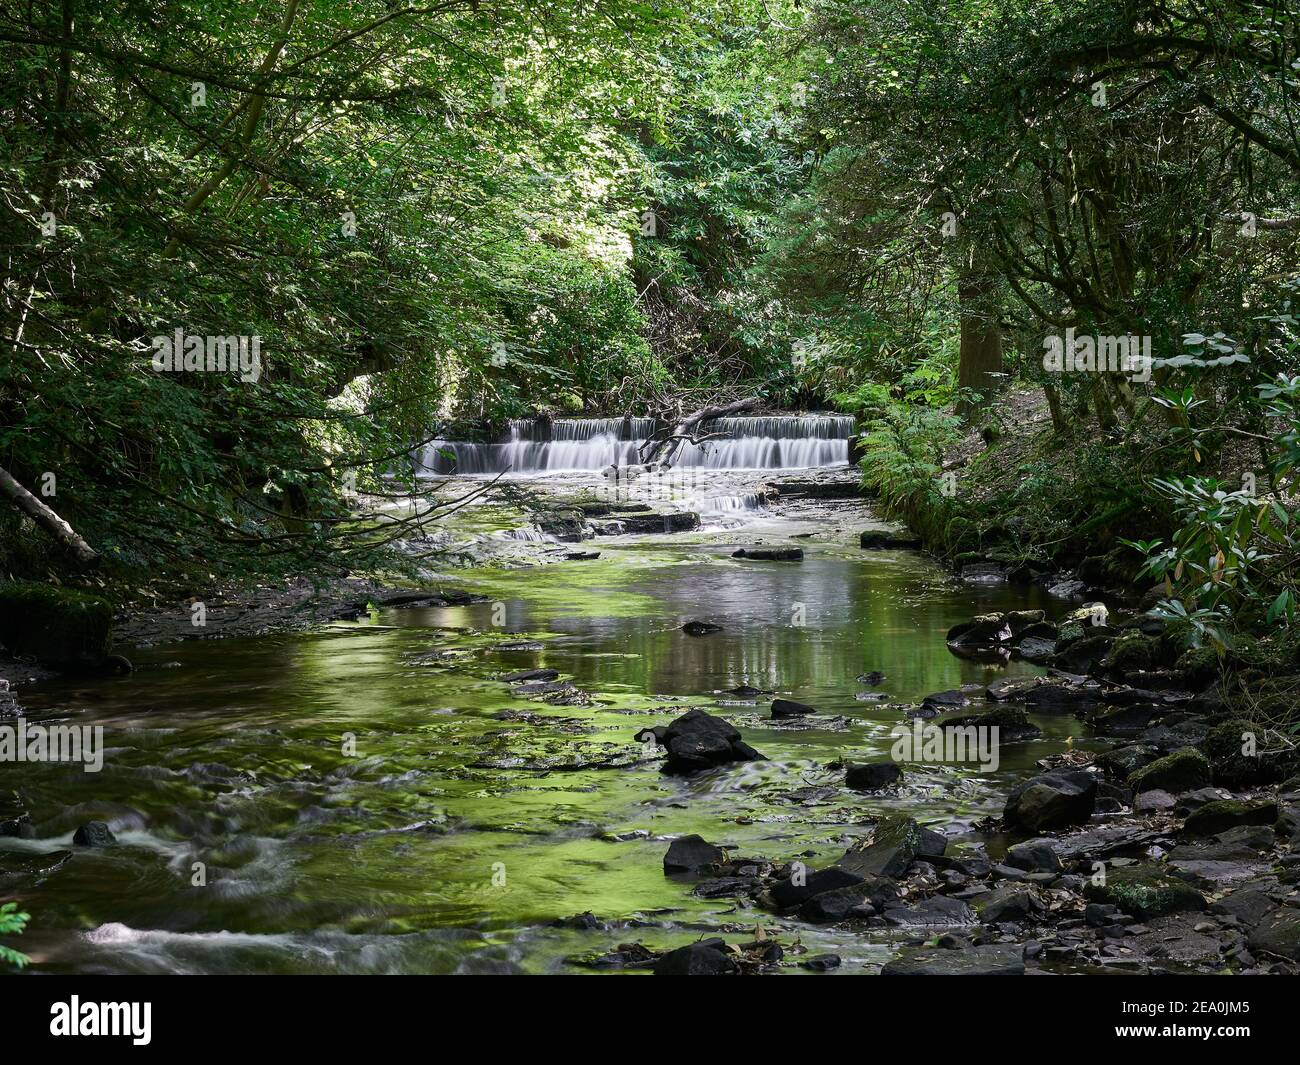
[0,464,99,567]
[956,261,1003,420]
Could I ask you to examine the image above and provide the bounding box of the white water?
[416,414,853,476]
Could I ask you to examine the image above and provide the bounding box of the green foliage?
[0,902,31,970]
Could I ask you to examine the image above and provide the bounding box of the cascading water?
[416,414,853,476]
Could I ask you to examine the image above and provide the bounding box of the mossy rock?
[1181,799,1278,837]
[1200,718,1285,789]
[1104,632,1158,675]
[0,581,114,668]
[1128,746,1212,794]
[1093,743,1160,781]
[1085,865,1206,920]
[1175,646,1221,689]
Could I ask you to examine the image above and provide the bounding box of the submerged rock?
[681,620,722,637]
[881,944,1025,975]
[732,547,803,561]
[859,529,922,550]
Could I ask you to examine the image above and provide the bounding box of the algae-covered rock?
[1085,865,1206,920]
[1104,632,1158,675]
[1181,799,1278,838]
[1175,646,1220,689]
[1128,746,1211,794]
[0,581,114,668]
[1200,718,1284,789]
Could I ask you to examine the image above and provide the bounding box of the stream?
[3,417,1095,975]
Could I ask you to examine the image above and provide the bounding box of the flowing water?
[3,417,1088,975]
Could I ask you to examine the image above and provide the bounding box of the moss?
[0,581,114,667]
[1128,746,1212,793]
[1085,865,1206,920]
[1105,632,1157,674]
[1200,718,1289,788]
[1176,646,1221,688]
[1181,799,1278,837]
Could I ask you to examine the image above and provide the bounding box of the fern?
[0,902,31,970]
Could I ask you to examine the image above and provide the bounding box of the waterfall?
[416,414,853,476]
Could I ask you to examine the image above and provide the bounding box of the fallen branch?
[0,464,100,567]
[640,396,762,469]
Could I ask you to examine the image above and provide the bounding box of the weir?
[416,414,854,475]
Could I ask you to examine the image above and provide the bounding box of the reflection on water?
[4,542,1082,975]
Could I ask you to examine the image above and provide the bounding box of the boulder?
[0,582,114,670]
[1004,839,1062,873]
[1128,746,1212,794]
[636,708,764,774]
[1003,770,1097,833]
[771,697,816,719]
[975,886,1045,924]
[663,835,725,873]
[1248,906,1300,961]
[859,529,922,550]
[1085,865,1206,920]
[799,878,897,922]
[1181,799,1278,838]
[72,821,116,847]
[732,547,803,561]
[946,614,1011,646]
[836,816,945,879]
[769,866,864,910]
[941,707,1041,743]
[845,762,903,791]
[652,939,737,975]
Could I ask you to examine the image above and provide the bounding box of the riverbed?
[0,473,1108,975]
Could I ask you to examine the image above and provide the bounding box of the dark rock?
[641,708,764,774]
[837,816,945,879]
[941,707,1041,743]
[681,620,722,636]
[0,582,114,669]
[798,953,842,971]
[1248,907,1300,962]
[0,792,32,838]
[1050,634,1114,675]
[72,821,115,847]
[1210,888,1279,928]
[769,866,864,910]
[860,530,922,550]
[1093,743,1160,781]
[1005,839,1062,873]
[652,939,737,975]
[975,886,1045,924]
[500,667,560,682]
[881,944,1025,975]
[960,562,1008,584]
[1003,770,1098,833]
[1128,746,1212,794]
[845,762,903,791]
[732,547,803,561]
[880,895,976,928]
[1085,865,1206,920]
[920,689,968,711]
[800,878,897,922]
[1181,799,1278,838]
[664,834,726,873]
[856,671,886,685]
[946,614,1011,646]
[771,697,816,719]
[1024,683,1101,714]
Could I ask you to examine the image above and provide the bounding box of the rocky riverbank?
[580,601,1300,975]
